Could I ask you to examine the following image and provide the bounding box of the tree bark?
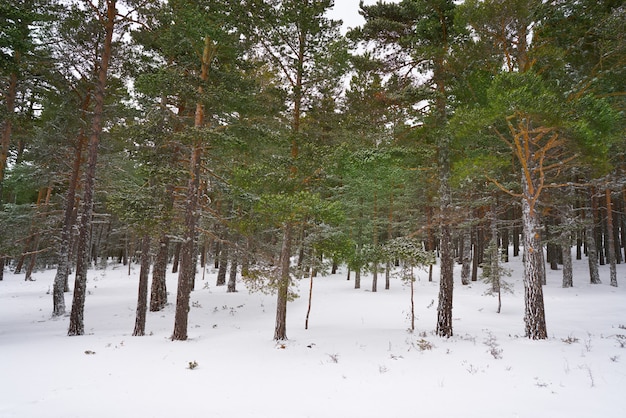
[274,222,292,341]
[562,241,573,288]
[150,233,169,311]
[621,188,626,262]
[216,237,229,286]
[0,71,17,204]
[461,225,472,285]
[561,205,574,288]
[171,241,181,273]
[133,234,151,336]
[371,190,378,293]
[585,205,601,284]
[612,197,622,264]
[521,181,547,339]
[68,0,116,336]
[489,202,501,296]
[606,188,618,287]
[305,267,313,330]
[171,145,201,341]
[227,248,238,293]
[53,117,88,316]
[436,125,454,337]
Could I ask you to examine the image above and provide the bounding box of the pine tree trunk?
[133,234,151,336]
[386,192,393,290]
[216,238,228,286]
[585,206,601,284]
[385,262,391,290]
[305,268,313,330]
[592,189,605,265]
[354,266,361,289]
[606,188,618,287]
[23,238,41,282]
[538,241,547,286]
[274,222,292,341]
[68,1,115,336]
[372,264,378,292]
[521,183,547,339]
[427,204,435,282]
[0,71,17,203]
[461,226,471,285]
[171,241,181,273]
[611,196,622,264]
[562,242,573,288]
[150,233,169,311]
[171,147,200,341]
[53,124,87,316]
[501,211,510,262]
[490,203,500,294]
[227,249,237,293]
[371,190,378,293]
[241,238,250,278]
[436,128,454,338]
[199,237,207,269]
[561,203,574,288]
[513,218,521,257]
[621,188,626,262]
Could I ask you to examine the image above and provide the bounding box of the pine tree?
[68,0,118,336]
[241,0,347,341]
[353,0,459,337]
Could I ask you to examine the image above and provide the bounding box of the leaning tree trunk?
[52,123,88,316]
[67,1,116,336]
[133,234,151,336]
[521,181,547,340]
[274,222,292,341]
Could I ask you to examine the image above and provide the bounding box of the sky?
[328,0,400,33]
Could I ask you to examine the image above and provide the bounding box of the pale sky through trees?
[328,0,400,33]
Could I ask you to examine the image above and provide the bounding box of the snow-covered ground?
[1,253,625,418]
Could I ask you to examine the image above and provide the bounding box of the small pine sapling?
[480,241,512,313]
[382,237,435,332]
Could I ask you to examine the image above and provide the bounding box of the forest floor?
[1,252,625,417]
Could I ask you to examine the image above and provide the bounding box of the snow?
[1,254,625,418]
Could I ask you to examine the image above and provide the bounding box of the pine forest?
[2,1,626,416]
